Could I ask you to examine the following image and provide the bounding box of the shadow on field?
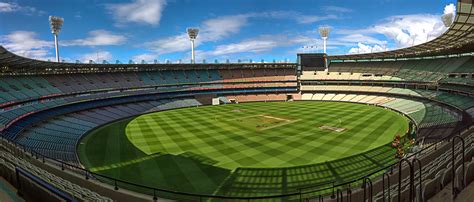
[214,144,396,198]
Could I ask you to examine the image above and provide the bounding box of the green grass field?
[78,101,409,200]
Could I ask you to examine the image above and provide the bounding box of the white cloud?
[0,31,52,60]
[186,33,358,60]
[338,34,387,46]
[211,39,278,55]
[79,51,113,63]
[0,2,45,15]
[292,34,371,49]
[146,11,337,55]
[259,11,338,24]
[348,42,388,54]
[0,2,15,12]
[323,6,353,13]
[197,35,313,59]
[288,35,317,44]
[142,7,345,58]
[200,15,249,41]
[148,15,249,54]
[132,53,158,63]
[373,14,447,48]
[63,30,126,46]
[149,8,448,58]
[337,4,453,53]
[106,0,166,26]
[148,34,190,54]
[180,37,281,61]
[444,3,456,15]
[296,14,338,24]
[293,33,388,54]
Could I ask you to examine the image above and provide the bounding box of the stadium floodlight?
[187,28,199,64]
[441,13,454,28]
[49,16,64,62]
[318,26,330,54]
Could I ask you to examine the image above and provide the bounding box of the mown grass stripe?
[79,101,410,198]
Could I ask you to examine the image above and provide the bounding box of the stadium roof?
[0,46,295,75]
[330,0,474,60]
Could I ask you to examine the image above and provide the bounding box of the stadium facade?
[0,0,474,201]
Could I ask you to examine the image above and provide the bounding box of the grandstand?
[0,0,474,201]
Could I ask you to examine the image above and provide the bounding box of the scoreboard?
[297,53,327,71]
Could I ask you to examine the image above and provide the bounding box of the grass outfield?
[78,101,409,199]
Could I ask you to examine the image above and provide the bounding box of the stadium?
[0,0,474,201]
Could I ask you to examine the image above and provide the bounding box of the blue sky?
[0,0,456,63]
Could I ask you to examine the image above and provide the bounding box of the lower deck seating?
[300,93,461,127]
[301,85,474,114]
[436,93,474,110]
[372,131,474,202]
[0,149,112,201]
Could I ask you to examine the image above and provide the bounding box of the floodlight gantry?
[49,16,64,63]
[187,28,199,63]
[318,26,330,54]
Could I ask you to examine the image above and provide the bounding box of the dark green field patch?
[97,154,231,195]
[78,118,147,168]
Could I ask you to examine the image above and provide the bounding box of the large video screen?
[299,54,326,71]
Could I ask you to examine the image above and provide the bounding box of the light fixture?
[49,16,64,63]
[187,28,199,64]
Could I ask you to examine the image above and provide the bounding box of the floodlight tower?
[318,26,330,54]
[187,28,199,63]
[49,16,64,63]
[441,13,454,28]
